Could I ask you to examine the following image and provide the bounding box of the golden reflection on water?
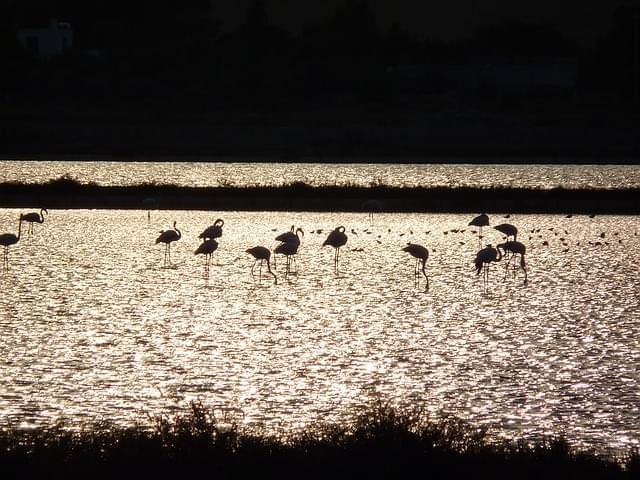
[1,208,639,454]
[2,160,640,188]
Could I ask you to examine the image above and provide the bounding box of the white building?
[17,19,73,59]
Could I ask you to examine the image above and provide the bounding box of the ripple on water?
[0,209,639,455]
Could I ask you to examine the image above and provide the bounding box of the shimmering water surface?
[2,159,640,188]
[1,208,639,455]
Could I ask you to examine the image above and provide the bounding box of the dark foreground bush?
[0,399,638,480]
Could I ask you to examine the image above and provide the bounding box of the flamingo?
[322,226,348,273]
[469,213,490,247]
[156,221,181,266]
[194,238,218,269]
[21,208,48,236]
[274,240,300,278]
[246,246,277,284]
[402,243,429,290]
[199,218,224,240]
[474,244,502,290]
[497,241,527,283]
[361,199,383,223]
[494,223,518,241]
[274,227,303,270]
[0,215,24,270]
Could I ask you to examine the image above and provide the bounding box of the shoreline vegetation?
[0,176,639,214]
[0,400,637,480]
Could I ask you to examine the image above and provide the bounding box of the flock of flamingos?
[0,209,527,290]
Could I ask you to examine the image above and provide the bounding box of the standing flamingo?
[494,223,518,241]
[469,213,490,247]
[156,221,181,266]
[246,246,277,284]
[361,199,383,223]
[322,226,348,273]
[474,244,502,291]
[0,215,24,270]
[402,243,429,290]
[21,208,48,236]
[274,240,301,278]
[195,238,219,270]
[199,218,224,240]
[274,227,303,271]
[497,241,527,283]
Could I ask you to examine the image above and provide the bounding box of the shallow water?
[1,208,639,455]
[1,160,640,189]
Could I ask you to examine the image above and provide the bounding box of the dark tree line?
[0,0,638,111]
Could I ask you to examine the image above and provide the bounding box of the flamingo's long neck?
[16,218,22,240]
[39,209,46,223]
[175,227,181,240]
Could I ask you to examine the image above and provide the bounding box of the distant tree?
[465,20,579,58]
[586,6,640,104]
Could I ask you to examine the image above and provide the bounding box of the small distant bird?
[0,215,24,269]
[402,243,429,291]
[156,221,181,266]
[323,226,348,273]
[589,214,596,218]
[21,208,48,236]
[566,214,573,218]
[195,239,218,269]
[246,246,277,284]
[199,218,224,240]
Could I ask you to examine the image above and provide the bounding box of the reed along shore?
[0,176,638,214]
[0,400,638,480]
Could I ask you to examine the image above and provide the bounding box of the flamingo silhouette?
[494,223,518,241]
[199,218,224,240]
[474,244,502,290]
[246,246,277,284]
[402,243,429,290]
[0,215,24,270]
[195,238,218,269]
[361,199,383,223]
[497,240,527,283]
[469,213,490,247]
[156,221,181,266]
[21,208,48,236]
[274,227,303,271]
[322,226,348,273]
[274,240,300,278]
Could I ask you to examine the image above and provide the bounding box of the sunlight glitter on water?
[0,208,639,455]
[2,160,640,189]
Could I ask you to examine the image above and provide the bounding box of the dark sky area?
[211,0,640,47]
